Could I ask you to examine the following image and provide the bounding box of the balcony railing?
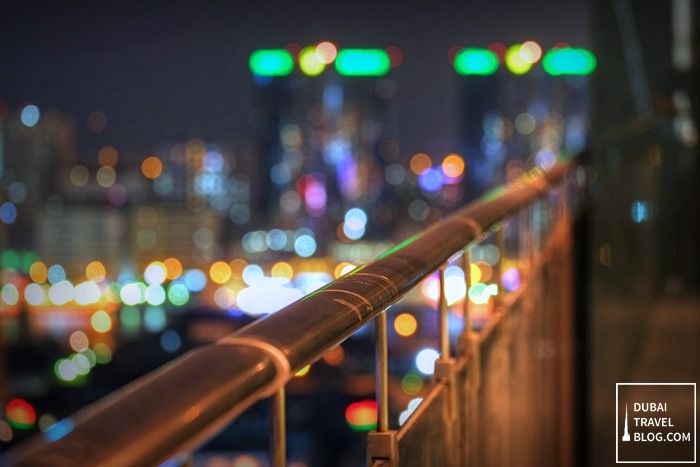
[2,155,583,467]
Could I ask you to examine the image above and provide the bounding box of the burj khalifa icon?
[622,404,631,441]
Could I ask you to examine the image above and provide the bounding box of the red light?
[385,46,404,68]
[345,400,378,431]
[553,42,570,49]
[284,43,302,62]
[488,42,507,63]
[5,398,36,429]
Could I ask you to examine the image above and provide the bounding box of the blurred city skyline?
[1,0,590,160]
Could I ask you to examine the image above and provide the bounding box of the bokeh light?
[20,105,40,127]
[415,348,440,375]
[5,399,36,429]
[299,46,325,76]
[210,261,232,284]
[520,40,542,63]
[96,166,117,187]
[91,310,112,333]
[163,258,183,280]
[142,156,163,179]
[69,331,89,352]
[87,111,107,133]
[441,154,465,178]
[70,166,89,187]
[29,261,48,283]
[410,153,432,175]
[315,41,337,64]
[505,44,532,75]
[86,261,106,282]
[394,313,418,337]
[98,146,119,167]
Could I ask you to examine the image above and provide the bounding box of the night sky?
[1,0,590,161]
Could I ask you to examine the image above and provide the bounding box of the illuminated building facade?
[247,44,402,255]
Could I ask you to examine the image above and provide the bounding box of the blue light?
[144,306,167,333]
[183,269,207,292]
[0,202,17,224]
[323,85,343,113]
[203,150,224,171]
[47,265,66,285]
[266,229,287,250]
[418,168,443,192]
[294,235,317,258]
[20,105,40,127]
[271,163,292,185]
[631,200,649,223]
[160,329,182,353]
[44,418,74,442]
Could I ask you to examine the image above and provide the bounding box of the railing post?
[377,311,389,433]
[458,247,473,356]
[494,227,506,311]
[435,264,460,466]
[271,386,286,467]
[367,310,399,466]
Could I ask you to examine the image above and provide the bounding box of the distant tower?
[622,404,631,441]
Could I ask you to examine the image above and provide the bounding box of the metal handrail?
[3,157,577,467]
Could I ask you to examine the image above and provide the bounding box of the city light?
[542,47,596,75]
[299,46,325,76]
[249,49,294,76]
[505,44,533,74]
[453,48,499,75]
[415,348,439,375]
[335,49,390,76]
[345,400,378,431]
[5,399,36,429]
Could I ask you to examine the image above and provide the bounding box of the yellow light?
[441,154,465,178]
[295,365,311,377]
[209,261,232,284]
[142,156,163,179]
[29,262,48,283]
[505,44,533,75]
[315,41,337,64]
[85,261,106,282]
[163,258,183,280]
[470,263,481,284]
[394,313,418,337]
[410,153,432,175]
[96,166,116,187]
[299,46,325,76]
[91,310,112,333]
[98,146,118,167]
[271,262,293,281]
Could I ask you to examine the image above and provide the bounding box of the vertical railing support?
[435,264,460,466]
[271,386,286,467]
[367,310,399,466]
[376,312,389,433]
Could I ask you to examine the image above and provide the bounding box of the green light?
[249,49,294,77]
[335,49,390,76]
[453,48,499,75]
[505,44,532,75]
[543,48,596,75]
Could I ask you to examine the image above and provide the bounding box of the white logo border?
[616,382,697,464]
